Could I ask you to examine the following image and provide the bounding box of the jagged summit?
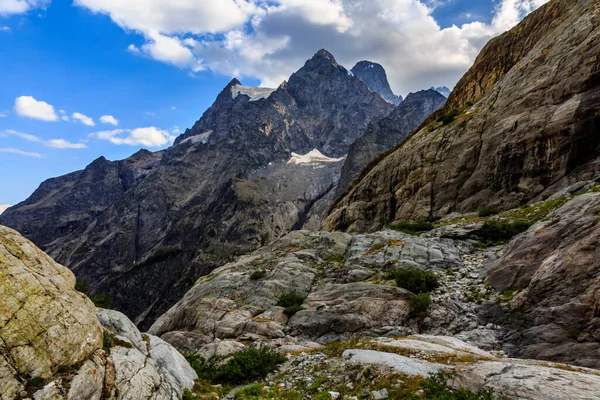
[351,61,403,105]
[430,86,451,97]
[313,48,337,62]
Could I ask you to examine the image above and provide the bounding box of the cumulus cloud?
[5,129,87,149]
[90,127,175,147]
[0,148,43,158]
[100,115,119,125]
[14,96,58,121]
[72,112,95,126]
[0,204,11,214]
[0,0,49,16]
[1,26,11,32]
[74,0,550,94]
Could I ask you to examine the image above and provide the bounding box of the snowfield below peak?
[287,149,346,165]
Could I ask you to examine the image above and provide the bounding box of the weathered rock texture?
[351,61,403,105]
[0,226,196,400]
[324,0,600,232]
[0,50,393,329]
[336,89,447,196]
[484,193,600,368]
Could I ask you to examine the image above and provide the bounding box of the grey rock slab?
[342,349,450,377]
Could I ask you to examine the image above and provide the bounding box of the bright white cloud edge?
[90,126,175,147]
[14,96,58,121]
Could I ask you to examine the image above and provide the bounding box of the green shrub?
[283,304,304,318]
[234,384,263,399]
[103,331,114,349]
[478,206,500,218]
[91,293,112,308]
[182,388,193,400]
[75,280,88,293]
[184,347,285,385]
[28,377,45,387]
[385,267,439,294]
[437,109,460,125]
[250,270,267,280]
[390,220,435,235]
[421,371,497,399]
[565,327,580,340]
[410,293,432,316]
[277,293,306,318]
[474,220,531,245]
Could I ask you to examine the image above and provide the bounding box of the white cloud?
[0,148,43,158]
[46,139,87,149]
[5,129,87,149]
[0,0,49,16]
[75,0,550,93]
[1,26,11,32]
[61,115,70,121]
[90,127,175,147]
[14,96,58,121]
[127,44,140,53]
[72,112,95,126]
[100,115,119,125]
[0,113,6,117]
[0,204,11,214]
[170,105,176,110]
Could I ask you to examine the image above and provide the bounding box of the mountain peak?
[313,49,337,62]
[351,61,402,105]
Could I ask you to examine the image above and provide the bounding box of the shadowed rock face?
[0,50,393,329]
[335,89,447,197]
[324,0,600,233]
[351,61,403,105]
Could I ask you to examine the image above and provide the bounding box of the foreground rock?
[484,192,600,368]
[0,226,196,400]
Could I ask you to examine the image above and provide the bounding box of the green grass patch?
[474,220,531,245]
[184,347,286,386]
[250,270,267,280]
[91,293,112,309]
[437,109,461,125]
[390,220,435,235]
[478,206,500,218]
[75,280,88,293]
[421,372,497,399]
[277,293,306,318]
[385,267,440,294]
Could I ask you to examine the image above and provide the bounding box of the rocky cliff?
[351,61,403,105]
[324,0,600,233]
[336,89,447,197]
[0,225,196,400]
[0,50,393,330]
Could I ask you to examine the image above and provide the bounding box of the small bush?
[28,377,45,387]
[421,371,497,399]
[474,220,531,245]
[437,109,460,125]
[565,327,580,340]
[250,270,267,280]
[410,293,432,316]
[184,347,286,385]
[385,267,439,294]
[182,388,193,400]
[75,280,88,293]
[478,206,500,218]
[91,293,112,308]
[390,220,435,235]
[283,304,304,318]
[277,293,306,318]
[103,331,114,349]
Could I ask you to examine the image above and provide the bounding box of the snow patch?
[232,84,276,102]
[180,130,213,145]
[287,149,346,165]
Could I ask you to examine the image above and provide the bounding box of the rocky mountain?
[324,0,600,233]
[351,61,403,105]
[431,86,451,97]
[0,50,393,330]
[336,89,447,197]
[0,225,196,400]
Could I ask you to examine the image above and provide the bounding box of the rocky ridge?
[351,61,403,105]
[324,0,600,233]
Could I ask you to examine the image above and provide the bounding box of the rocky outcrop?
[351,61,402,105]
[324,0,600,233]
[336,89,446,196]
[0,50,393,329]
[0,226,196,400]
[484,192,600,368]
[431,86,451,98]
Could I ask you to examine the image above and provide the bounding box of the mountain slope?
[0,50,393,329]
[336,89,447,197]
[351,61,403,105]
[324,0,600,233]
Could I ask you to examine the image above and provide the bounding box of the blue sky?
[0,0,546,208]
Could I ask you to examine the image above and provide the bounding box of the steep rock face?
[0,226,196,400]
[484,193,600,368]
[431,86,451,97]
[324,0,600,233]
[351,61,403,105]
[0,50,393,329]
[336,89,447,196]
